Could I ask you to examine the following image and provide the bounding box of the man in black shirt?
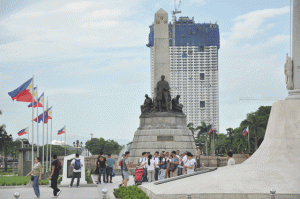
[50,154,61,198]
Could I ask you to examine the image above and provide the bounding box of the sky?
[0,0,292,146]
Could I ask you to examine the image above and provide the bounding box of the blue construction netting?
[146,17,220,49]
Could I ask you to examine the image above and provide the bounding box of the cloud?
[0,0,146,62]
[46,88,93,96]
[188,0,207,6]
[189,0,208,6]
[53,58,145,77]
[230,6,289,40]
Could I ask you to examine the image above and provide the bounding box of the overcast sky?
[0,0,291,146]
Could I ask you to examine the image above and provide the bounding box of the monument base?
[129,112,197,164]
[60,154,87,186]
[140,100,300,198]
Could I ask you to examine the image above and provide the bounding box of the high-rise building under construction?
[147,16,220,133]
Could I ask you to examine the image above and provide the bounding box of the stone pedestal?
[60,154,87,185]
[129,112,197,164]
[140,100,300,198]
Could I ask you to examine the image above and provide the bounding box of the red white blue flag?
[208,125,213,134]
[8,78,34,102]
[243,127,249,135]
[58,126,66,135]
[17,127,29,136]
[28,92,44,108]
[34,107,52,123]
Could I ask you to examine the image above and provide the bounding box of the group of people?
[95,152,116,184]
[119,150,198,186]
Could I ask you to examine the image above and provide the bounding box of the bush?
[85,169,93,184]
[114,185,149,199]
[0,176,30,186]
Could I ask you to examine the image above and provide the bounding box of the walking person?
[106,154,115,183]
[70,153,83,188]
[97,156,107,184]
[120,154,125,180]
[153,152,160,181]
[119,151,132,187]
[50,154,62,198]
[26,157,42,198]
[141,154,156,182]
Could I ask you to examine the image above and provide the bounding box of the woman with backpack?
[26,157,42,198]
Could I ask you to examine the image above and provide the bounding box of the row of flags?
[8,78,66,136]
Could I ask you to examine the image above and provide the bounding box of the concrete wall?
[196,154,248,167]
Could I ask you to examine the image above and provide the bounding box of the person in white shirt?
[182,151,188,174]
[139,152,148,182]
[176,150,180,158]
[70,153,83,188]
[153,152,160,181]
[184,152,195,174]
[141,154,156,182]
[227,151,235,166]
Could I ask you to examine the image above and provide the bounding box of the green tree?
[85,137,122,155]
[196,121,212,155]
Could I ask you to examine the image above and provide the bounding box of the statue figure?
[285,53,294,90]
[155,75,170,112]
[141,94,153,113]
[172,95,183,113]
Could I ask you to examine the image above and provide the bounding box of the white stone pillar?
[152,9,170,98]
[287,0,300,99]
[293,0,300,89]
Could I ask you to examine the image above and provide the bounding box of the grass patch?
[114,185,149,199]
[0,176,30,186]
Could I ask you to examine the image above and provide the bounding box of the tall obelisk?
[152,9,170,97]
[286,0,300,99]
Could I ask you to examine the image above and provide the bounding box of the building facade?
[147,16,220,133]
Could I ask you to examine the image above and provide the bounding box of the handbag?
[30,175,34,181]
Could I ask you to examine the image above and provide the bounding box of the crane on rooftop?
[172,0,182,58]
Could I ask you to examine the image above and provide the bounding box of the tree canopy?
[85,137,123,155]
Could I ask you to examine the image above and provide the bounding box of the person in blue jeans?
[26,157,42,198]
[106,154,115,183]
[70,153,83,188]
[98,156,107,184]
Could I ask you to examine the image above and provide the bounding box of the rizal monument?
[134,2,300,199]
[129,8,197,164]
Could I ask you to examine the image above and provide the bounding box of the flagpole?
[36,86,39,157]
[46,97,49,172]
[42,93,45,172]
[213,130,215,156]
[50,110,52,170]
[248,127,250,154]
[31,76,34,170]
[65,126,66,156]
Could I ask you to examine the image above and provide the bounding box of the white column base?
[286,89,300,100]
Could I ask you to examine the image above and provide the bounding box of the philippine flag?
[58,126,66,135]
[44,107,52,124]
[243,127,249,135]
[28,92,44,108]
[208,125,213,134]
[18,127,29,136]
[8,78,34,102]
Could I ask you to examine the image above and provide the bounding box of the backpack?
[119,160,122,166]
[56,160,62,170]
[74,159,81,170]
[161,159,168,169]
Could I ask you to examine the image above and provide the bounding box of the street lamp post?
[73,140,83,154]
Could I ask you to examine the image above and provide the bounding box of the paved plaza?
[0,176,135,199]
